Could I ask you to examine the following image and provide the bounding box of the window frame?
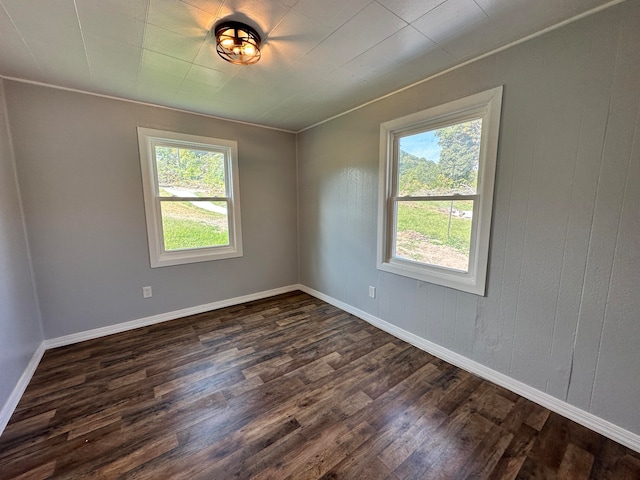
[377,86,503,295]
[137,127,243,268]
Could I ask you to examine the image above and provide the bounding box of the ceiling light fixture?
[214,21,262,65]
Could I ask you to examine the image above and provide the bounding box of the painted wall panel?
[441,288,459,351]
[0,79,42,411]
[507,26,590,393]
[424,283,444,344]
[568,6,640,412]
[590,102,640,431]
[5,83,298,339]
[546,14,619,401]
[297,1,640,434]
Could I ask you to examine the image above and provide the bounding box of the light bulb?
[220,38,235,48]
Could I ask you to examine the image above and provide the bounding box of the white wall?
[0,80,43,417]
[5,82,298,339]
[297,1,640,435]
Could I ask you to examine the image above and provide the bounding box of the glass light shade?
[214,21,261,65]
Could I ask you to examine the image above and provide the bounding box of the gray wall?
[0,79,43,410]
[5,82,298,339]
[298,1,640,434]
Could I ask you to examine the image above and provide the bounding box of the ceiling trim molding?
[0,75,297,134]
[296,0,628,134]
[0,0,628,134]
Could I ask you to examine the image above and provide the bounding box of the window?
[137,128,242,267]
[377,87,502,295]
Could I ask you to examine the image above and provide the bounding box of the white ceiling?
[0,0,620,131]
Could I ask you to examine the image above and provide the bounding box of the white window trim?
[377,86,503,295]
[137,127,243,268]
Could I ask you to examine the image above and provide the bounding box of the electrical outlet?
[369,286,376,298]
[142,286,152,298]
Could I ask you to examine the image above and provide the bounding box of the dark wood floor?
[1,291,639,479]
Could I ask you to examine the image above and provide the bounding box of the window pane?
[155,146,226,197]
[397,119,482,196]
[160,200,229,251]
[395,200,473,271]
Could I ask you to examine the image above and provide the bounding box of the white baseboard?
[0,341,46,436]
[6,284,639,454]
[1,285,300,437]
[44,285,300,349]
[298,285,640,453]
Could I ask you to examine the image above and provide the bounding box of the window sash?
[156,197,233,252]
[377,86,502,295]
[151,141,231,198]
[157,196,230,202]
[151,146,234,254]
[392,194,477,202]
[138,127,242,267]
[388,195,479,272]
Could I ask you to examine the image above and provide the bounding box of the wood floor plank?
[487,424,538,480]
[283,420,376,480]
[92,433,179,479]
[377,403,449,471]
[171,413,302,479]
[453,423,514,479]
[1,291,638,479]
[320,455,395,480]
[556,442,594,479]
[12,461,56,480]
[392,410,494,479]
